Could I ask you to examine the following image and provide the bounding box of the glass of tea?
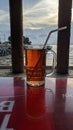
[25,45,56,86]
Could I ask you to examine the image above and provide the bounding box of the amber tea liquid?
[25,48,46,86]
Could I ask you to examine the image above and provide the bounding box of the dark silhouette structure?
[9,0,24,73]
[57,0,72,74]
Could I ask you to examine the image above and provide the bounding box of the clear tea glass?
[25,45,56,86]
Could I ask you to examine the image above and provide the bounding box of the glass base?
[26,81,45,87]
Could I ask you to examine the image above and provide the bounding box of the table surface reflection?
[0,77,73,130]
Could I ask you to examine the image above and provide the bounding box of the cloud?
[0,9,10,31]
[71,8,73,22]
[0,0,72,31]
[23,0,58,29]
[0,10,9,21]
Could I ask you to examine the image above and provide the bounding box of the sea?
[0,44,73,67]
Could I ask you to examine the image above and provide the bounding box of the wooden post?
[9,0,24,73]
[57,0,72,74]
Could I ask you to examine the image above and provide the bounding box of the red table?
[0,77,73,130]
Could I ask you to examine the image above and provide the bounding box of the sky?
[23,0,58,29]
[0,0,73,44]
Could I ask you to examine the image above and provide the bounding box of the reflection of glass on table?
[25,84,54,119]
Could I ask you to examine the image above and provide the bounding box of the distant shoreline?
[0,45,73,66]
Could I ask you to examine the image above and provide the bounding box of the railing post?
[57,0,72,74]
[9,0,24,73]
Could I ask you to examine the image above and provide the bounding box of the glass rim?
[24,45,52,50]
[24,45,45,50]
